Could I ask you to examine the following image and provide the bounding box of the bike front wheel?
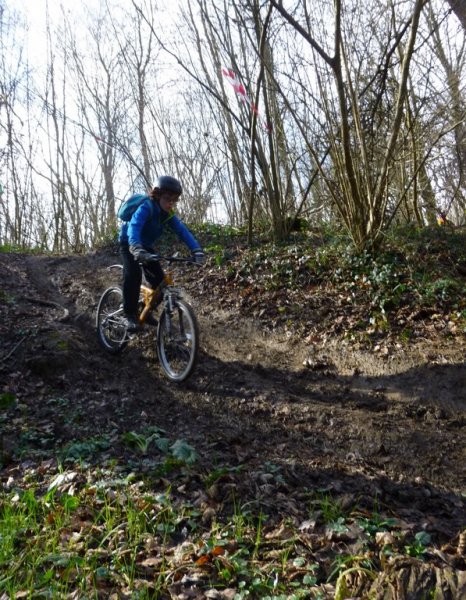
[156,299,199,382]
[96,286,128,354]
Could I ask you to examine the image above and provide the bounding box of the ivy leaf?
[170,439,197,465]
[0,392,16,409]
[415,531,431,546]
[155,437,170,453]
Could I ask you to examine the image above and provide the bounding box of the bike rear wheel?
[156,299,199,382]
[96,286,128,354]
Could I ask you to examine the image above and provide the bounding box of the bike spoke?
[156,300,198,382]
[96,287,128,353]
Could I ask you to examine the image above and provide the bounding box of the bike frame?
[108,263,176,328]
[138,272,173,326]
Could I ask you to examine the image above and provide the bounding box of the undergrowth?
[0,455,441,599]
[192,222,466,339]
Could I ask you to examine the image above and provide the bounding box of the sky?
[11,0,93,51]
[9,0,178,67]
[8,0,100,80]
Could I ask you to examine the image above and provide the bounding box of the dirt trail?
[1,250,465,543]
[197,307,465,489]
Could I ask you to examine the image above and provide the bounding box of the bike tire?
[96,286,128,354]
[156,299,199,382]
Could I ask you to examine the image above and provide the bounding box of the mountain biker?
[119,175,205,332]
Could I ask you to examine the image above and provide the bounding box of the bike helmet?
[155,175,182,195]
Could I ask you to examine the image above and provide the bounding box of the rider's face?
[159,191,180,212]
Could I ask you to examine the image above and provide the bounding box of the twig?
[0,335,29,363]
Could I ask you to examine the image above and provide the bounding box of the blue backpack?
[118,194,154,221]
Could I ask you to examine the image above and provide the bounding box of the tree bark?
[446,0,466,29]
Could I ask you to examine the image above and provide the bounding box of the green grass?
[1,462,443,599]
[0,244,47,254]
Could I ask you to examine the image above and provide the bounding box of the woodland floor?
[0,238,465,599]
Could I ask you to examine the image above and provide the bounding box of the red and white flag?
[222,68,271,131]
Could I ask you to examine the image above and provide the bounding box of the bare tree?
[0,3,40,247]
[65,9,127,237]
[108,0,159,186]
[427,2,466,221]
[269,0,427,249]
[2,0,465,250]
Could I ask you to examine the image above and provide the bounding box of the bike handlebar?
[145,254,202,266]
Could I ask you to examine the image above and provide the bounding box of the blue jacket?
[119,197,202,252]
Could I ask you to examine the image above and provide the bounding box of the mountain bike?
[96,255,200,382]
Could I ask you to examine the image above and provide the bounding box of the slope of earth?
[0,238,465,599]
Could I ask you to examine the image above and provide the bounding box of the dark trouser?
[120,245,164,316]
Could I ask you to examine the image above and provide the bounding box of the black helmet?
[155,175,182,195]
